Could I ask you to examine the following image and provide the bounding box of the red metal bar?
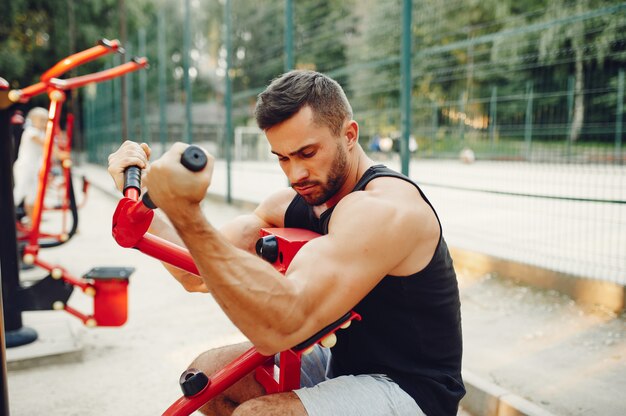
[125,188,140,201]
[255,348,302,394]
[9,82,48,103]
[40,39,122,82]
[136,234,200,276]
[8,40,133,103]
[32,257,90,291]
[61,163,71,234]
[28,92,65,253]
[278,349,302,391]
[60,113,75,233]
[162,348,271,416]
[64,113,74,151]
[63,304,91,325]
[49,58,148,91]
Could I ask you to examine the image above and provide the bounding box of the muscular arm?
[142,143,438,355]
[107,140,293,292]
[150,188,294,292]
[166,181,434,355]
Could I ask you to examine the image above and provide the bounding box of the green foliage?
[0,0,124,88]
[5,0,623,155]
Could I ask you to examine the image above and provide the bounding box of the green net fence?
[83,0,626,285]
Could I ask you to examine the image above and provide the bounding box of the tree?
[538,0,626,142]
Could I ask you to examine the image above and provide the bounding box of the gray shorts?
[289,345,425,416]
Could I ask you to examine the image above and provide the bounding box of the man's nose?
[289,162,309,184]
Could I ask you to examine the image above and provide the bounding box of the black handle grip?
[181,145,208,172]
[123,166,141,195]
[134,145,207,209]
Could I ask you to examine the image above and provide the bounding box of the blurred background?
[2,0,625,287]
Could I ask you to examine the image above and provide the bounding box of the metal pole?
[284,0,294,72]
[183,0,193,144]
[113,54,122,139]
[615,69,624,164]
[524,81,533,161]
[224,0,233,204]
[567,75,575,161]
[431,102,438,156]
[1,88,37,350]
[0,85,13,416]
[119,0,128,144]
[139,28,147,142]
[125,42,133,140]
[158,9,167,153]
[400,0,412,176]
[489,86,497,148]
[458,91,465,144]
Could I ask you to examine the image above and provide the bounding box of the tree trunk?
[569,17,585,143]
[570,44,584,142]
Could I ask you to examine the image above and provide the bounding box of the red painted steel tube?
[28,92,65,252]
[136,234,200,276]
[50,58,148,91]
[63,304,91,325]
[162,348,270,416]
[40,39,122,82]
[32,257,90,291]
[8,39,130,103]
[9,82,47,103]
[125,188,140,202]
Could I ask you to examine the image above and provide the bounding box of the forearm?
[148,210,185,247]
[168,205,305,354]
[149,210,208,292]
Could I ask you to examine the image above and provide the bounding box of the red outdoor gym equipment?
[112,146,360,415]
[7,39,147,328]
[15,113,90,249]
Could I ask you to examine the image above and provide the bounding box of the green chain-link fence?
[83,0,626,285]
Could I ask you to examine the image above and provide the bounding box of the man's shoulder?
[362,174,422,204]
[334,177,422,220]
[330,174,435,235]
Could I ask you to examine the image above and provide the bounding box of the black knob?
[255,235,279,263]
[181,145,208,172]
[141,193,156,209]
[179,368,210,397]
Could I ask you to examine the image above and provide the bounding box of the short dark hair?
[255,70,353,136]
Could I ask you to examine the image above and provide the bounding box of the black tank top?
[285,165,465,416]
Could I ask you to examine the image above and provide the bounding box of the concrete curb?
[461,371,557,416]
[451,248,625,314]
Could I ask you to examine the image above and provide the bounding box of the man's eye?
[301,151,316,158]
[278,156,289,162]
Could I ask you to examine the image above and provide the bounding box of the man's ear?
[345,120,359,149]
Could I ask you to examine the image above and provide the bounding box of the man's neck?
[312,147,374,216]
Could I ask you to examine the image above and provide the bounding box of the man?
[108,70,464,415]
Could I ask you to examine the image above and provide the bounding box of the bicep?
[219,214,272,253]
[284,196,418,333]
[220,188,295,252]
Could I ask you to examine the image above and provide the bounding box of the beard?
[293,143,348,206]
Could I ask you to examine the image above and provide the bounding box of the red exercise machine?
[7,39,148,328]
[15,112,90,249]
[112,146,360,415]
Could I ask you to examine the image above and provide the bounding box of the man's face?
[266,106,349,206]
